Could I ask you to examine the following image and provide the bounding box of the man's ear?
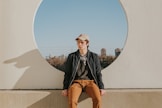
[86,41,89,46]
[86,42,89,48]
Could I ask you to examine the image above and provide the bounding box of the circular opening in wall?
[34,0,127,71]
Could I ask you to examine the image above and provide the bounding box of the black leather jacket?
[63,50,104,89]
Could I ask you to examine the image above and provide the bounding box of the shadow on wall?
[28,91,68,108]
[3,49,64,89]
[3,49,93,107]
[27,91,90,108]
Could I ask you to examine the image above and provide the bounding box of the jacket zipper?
[68,59,80,88]
[87,60,98,86]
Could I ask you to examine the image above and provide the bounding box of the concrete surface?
[0,89,162,108]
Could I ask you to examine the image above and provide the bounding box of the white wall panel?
[0,0,162,89]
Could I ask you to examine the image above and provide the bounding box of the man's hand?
[100,89,106,96]
[61,89,68,96]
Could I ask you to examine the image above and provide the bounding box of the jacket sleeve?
[63,54,72,89]
[95,54,104,89]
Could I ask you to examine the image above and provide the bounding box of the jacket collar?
[76,49,90,57]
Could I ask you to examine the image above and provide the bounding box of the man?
[62,34,106,108]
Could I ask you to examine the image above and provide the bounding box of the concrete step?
[0,89,162,108]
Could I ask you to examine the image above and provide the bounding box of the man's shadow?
[3,49,64,89]
[3,49,89,107]
[27,91,90,108]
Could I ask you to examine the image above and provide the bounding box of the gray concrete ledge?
[0,89,162,108]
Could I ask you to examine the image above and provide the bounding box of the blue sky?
[34,0,127,57]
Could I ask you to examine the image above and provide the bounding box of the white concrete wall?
[103,0,162,88]
[0,0,162,89]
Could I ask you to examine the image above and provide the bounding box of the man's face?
[76,39,88,50]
